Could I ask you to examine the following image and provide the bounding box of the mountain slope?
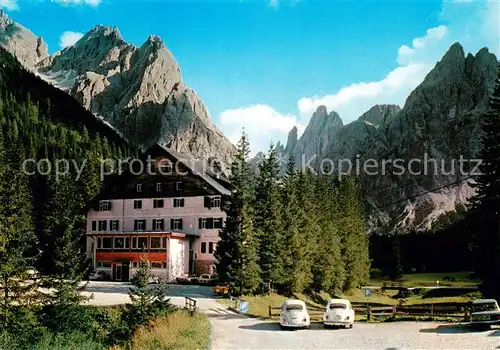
[281,43,498,231]
[0,13,235,172]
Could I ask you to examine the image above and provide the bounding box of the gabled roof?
[151,143,231,196]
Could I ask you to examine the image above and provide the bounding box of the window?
[99,201,111,211]
[209,242,215,254]
[134,220,146,231]
[198,218,223,229]
[201,182,207,190]
[204,196,221,209]
[134,200,142,209]
[97,237,112,249]
[96,261,111,268]
[131,261,139,268]
[91,221,97,231]
[201,242,207,254]
[114,237,126,249]
[214,218,223,229]
[136,184,143,192]
[110,220,120,231]
[150,237,162,250]
[162,262,167,269]
[98,220,107,231]
[176,181,183,191]
[153,199,164,208]
[211,196,221,208]
[151,262,163,269]
[132,237,148,250]
[171,218,183,230]
[199,218,207,229]
[173,198,185,208]
[153,219,164,231]
[156,183,163,192]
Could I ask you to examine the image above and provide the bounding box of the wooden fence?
[184,296,197,316]
[269,303,470,321]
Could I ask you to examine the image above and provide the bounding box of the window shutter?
[91,221,97,231]
[170,219,174,230]
[134,220,137,230]
[116,220,120,231]
[198,218,202,229]
[103,221,107,231]
[179,219,183,230]
[204,196,210,208]
[207,218,214,229]
[181,198,185,207]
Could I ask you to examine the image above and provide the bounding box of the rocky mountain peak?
[284,126,298,154]
[442,42,465,62]
[358,104,401,126]
[0,11,48,69]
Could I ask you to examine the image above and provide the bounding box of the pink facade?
[87,196,224,260]
[85,143,230,281]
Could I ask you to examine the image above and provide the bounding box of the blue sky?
[1,0,499,153]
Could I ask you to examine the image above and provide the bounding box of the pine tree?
[279,160,313,293]
[311,174,345,295]
[389,235,404,281]
[0,134,39,333]
[338,176,370,291]
[254,145,284,286]
[214,132,261,295]
[39,173,94,335]
[469,70,500,299]
[124,256,171,330]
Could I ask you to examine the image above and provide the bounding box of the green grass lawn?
[220,272,482,323]
[124,310,210,350]
[369,271,480,287]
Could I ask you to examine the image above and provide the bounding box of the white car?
[279,300,310,329]
[323,299,354,329]
[470,299,500,329]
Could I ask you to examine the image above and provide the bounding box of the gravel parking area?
[81,282,500,349]
[81,281,216,308]
[209,311,500,350]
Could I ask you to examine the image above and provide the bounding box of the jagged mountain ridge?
[279,43,498,231]
[0,13,235,172]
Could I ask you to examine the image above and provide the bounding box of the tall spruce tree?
[254,145,284,286]
[470,70,500,300]
[0,134,39,333]
[214,132,261,294]
[311,174,345,295]
[338,176,370,291]
[124,256,171,331]
[279,159,313,293]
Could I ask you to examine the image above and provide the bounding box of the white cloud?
[219,104,305,155]
[220,0,497,153]
[297,0,497,124]
[297,63,432,122]
[59,31,84,49]
[397,25,448,65]
[269,0,279,8]
[53,0,101,6]
[0,0,18,11]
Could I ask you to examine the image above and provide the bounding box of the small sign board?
[239,301,249,314]
[364,288,372,297]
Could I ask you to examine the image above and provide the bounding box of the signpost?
[239,301,249,314]
[363,288,372,321]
